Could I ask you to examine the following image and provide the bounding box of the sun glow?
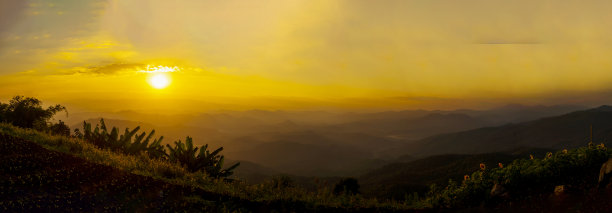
[138,65,180,73]
[148,73,170,89]
[141,65,178,89]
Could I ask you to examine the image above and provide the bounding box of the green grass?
[0,123,416,211]
[425,142,611,209]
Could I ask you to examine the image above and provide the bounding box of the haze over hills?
[392,105,612,158]
[357,105,612,199]
[63,103,612,201]
[62,104,587,178]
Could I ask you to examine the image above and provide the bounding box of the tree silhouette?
[0,96,66,129]
[49,120,70,136]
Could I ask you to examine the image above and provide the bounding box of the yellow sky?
[1,0,612,112]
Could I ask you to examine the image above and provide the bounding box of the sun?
[140,65,179,89]
[148,73,170,89]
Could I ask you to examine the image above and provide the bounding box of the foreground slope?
[0,124,417,212]
[0,133,263,212]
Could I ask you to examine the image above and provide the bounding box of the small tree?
[48,120,71,136]
[0,96,66,129]
[333,177,360,195]
[166,136,239,178]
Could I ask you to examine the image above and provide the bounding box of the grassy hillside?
[360,148,552,199]
[0,123,415,212]
[0,132,245,211]
[424,143,612,210]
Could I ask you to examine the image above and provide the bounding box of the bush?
[425,143,611,208]
[75,119,239,179]
[166,136,239,178]
[48,120,70,136]
[0,96,66,129]
[333,178,360,195]
[75,119,166,159]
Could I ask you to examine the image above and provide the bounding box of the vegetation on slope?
[0,123,415,211]
[0,96,69,135]
[424,143,611,209]
[75,119,167,158]
[2,96,612,211]
[75,119,240,178]
[0,132,232,212]
[360,148,552,199]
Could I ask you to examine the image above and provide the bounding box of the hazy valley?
[65,104,588,179]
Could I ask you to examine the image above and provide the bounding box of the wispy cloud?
[475,39,541,45]
[70,63,144,75]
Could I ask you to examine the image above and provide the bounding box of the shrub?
[425,143,611,208]
[75,119,166,158]
[48,120,70,136]
[166,136,239,178]
[333,178,360,195]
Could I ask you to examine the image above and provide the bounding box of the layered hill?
[392,105,612,158]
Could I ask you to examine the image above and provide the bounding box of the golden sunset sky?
[1,0,611,113]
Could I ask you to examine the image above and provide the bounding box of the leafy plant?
[0,96,66,129]
[75,119,166,158]
[425,143,611,208]
[48,120,70,136]
[166,136,239,178]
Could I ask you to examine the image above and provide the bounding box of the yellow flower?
[546,152,553,158]
[598,143,606,150]
[464,175,470,181]
[480,163,486,170]
[530,155,534,160]
[562,149,568,154]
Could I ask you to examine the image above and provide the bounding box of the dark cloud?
[70,62,144,75]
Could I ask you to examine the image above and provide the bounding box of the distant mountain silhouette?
[328,112,487,141]
[390,105,612,157]
[228,141,387,176]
